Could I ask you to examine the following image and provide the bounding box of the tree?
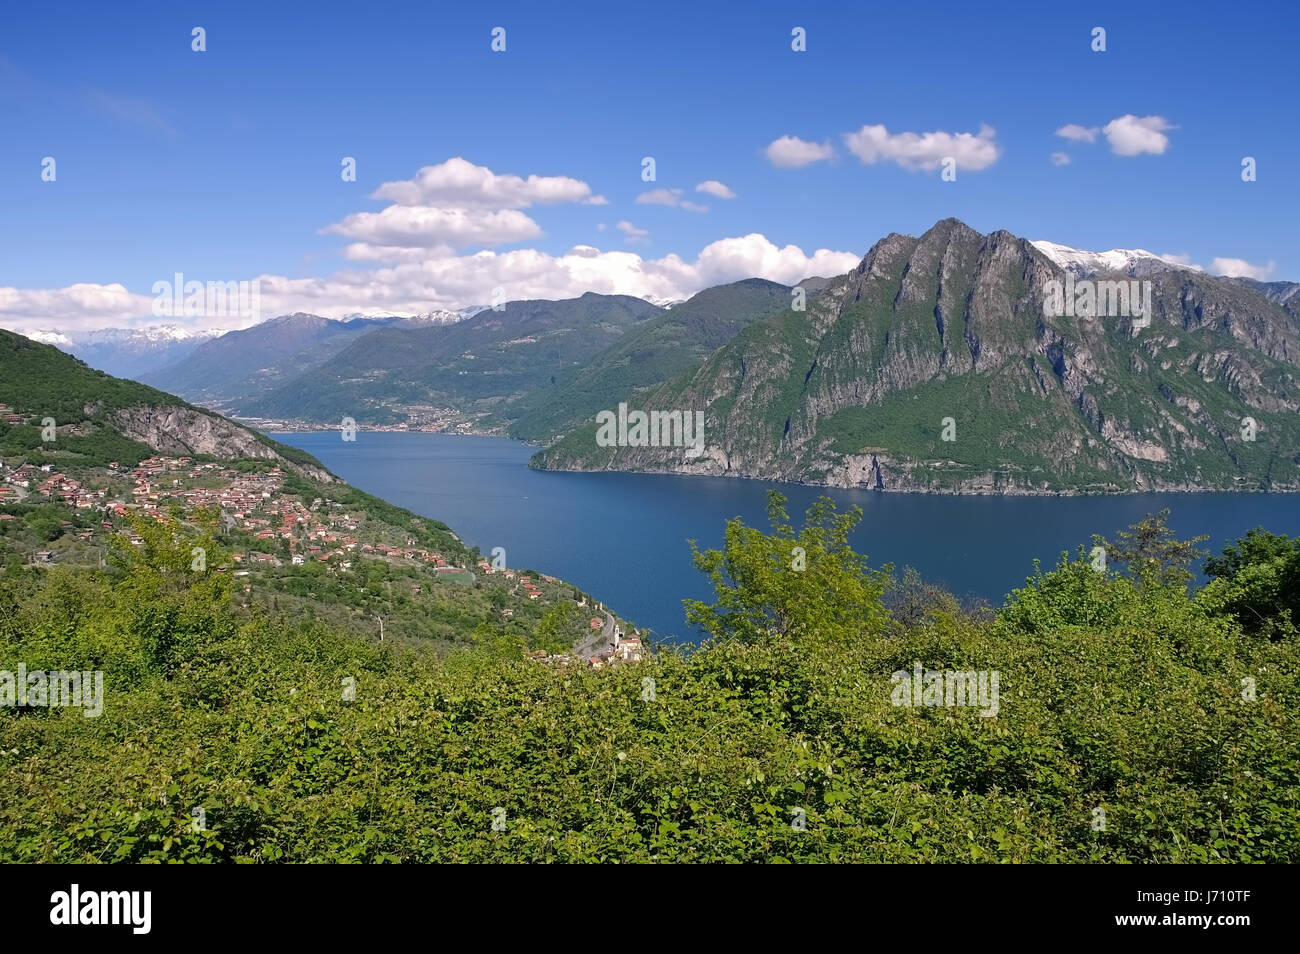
[1095,510,1207,589]
[685,491,891,645]
[884,566,961,628]
[1198,528,1300,635]
[1204,528,1297,580]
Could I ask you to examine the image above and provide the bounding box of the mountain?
[345,306,483,325]
[1029,240,1196,279]
[25,325,223,378]
[1230,278,1300,315]
[141,313,406,410]
[240,293,665,426]
[641,295,687,309]
[1032,244,1300,322]
[534,218,1300,494]
[0,328,333,481]
[503,278,806,442]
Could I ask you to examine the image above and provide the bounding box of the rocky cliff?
[533,219,1300,494]
[107,405,335,482]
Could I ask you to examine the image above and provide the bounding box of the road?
[572,610,617,660]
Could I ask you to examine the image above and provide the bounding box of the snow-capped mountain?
[642,295,686,309]
[341,306,481,325]
[405,309,474,325]
[26,330,75,348]
[28,325,226,378]
[1030,240,1198,279]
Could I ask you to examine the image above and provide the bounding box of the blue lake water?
[280,432,1300,642]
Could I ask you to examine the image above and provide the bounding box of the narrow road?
[573,610,616,660]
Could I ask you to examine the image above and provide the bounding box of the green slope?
[502,278,799,442]
[241,293,664,426]
[534,219,1300,494]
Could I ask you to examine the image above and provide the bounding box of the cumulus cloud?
[616,220,649,242]
[1050,152,1072,166]
[695,180,737,199]
[842,123,1000,172]
[371,157,604,208]
[1102,115,1175,156]
[1210,257,1275,280]
[1055,124,1100,143]
[686,235,859,288]
[0,236,861,333]
[0,154,864,335]
[321,157,620,254]
[0,283,155,334]
[764,135,835,168]
[635,188,708,212]
[324,206,542,250]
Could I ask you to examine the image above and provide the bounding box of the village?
[0,431,646,669]
[1,451,478,576]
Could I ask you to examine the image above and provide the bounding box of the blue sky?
[1,0,1296,332]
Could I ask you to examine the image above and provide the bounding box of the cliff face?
[534,219,1300,494]
[107,405,335,482]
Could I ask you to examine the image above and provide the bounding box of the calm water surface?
[280,432,1300,642]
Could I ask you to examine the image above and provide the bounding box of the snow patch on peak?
[642,295,684,309]
[88,324,224,343]
[1031,240,1199,279]
[27,330,74,347]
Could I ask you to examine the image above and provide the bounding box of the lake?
[279,432,1300,642]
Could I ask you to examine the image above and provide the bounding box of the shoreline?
[268,427,1300,498]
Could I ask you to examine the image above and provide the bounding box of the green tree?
[1198,528,1300,635]
[685,491,891,645]
[1094,509,1207,589]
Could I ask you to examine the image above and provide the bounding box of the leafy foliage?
[3,500,1296,863]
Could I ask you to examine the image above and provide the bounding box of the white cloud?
[324,206,542,250]
[1103,115,1174,156]
[1210,257,1275,280]
[764,135,835,168]
[0,283,154,334]
[1055,124,1099,143]
[322,158,617,253]
[1156,253,1198,268]
[687,234,859,288]
[616,220,649,242]
[635,188,708,212]
[0,236,861,333]
[1050,152,1071,166]
[371,157,603,208]
[0,155,863,336]
[695,180,737,199]
[842,123,1000,172]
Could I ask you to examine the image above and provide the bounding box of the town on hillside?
[0,413,643,666]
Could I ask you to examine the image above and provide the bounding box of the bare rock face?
[108,405,335,482]
[535,219,1300,495]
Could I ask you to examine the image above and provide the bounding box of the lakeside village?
[231,405,491,437]
[0,406,641,669]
